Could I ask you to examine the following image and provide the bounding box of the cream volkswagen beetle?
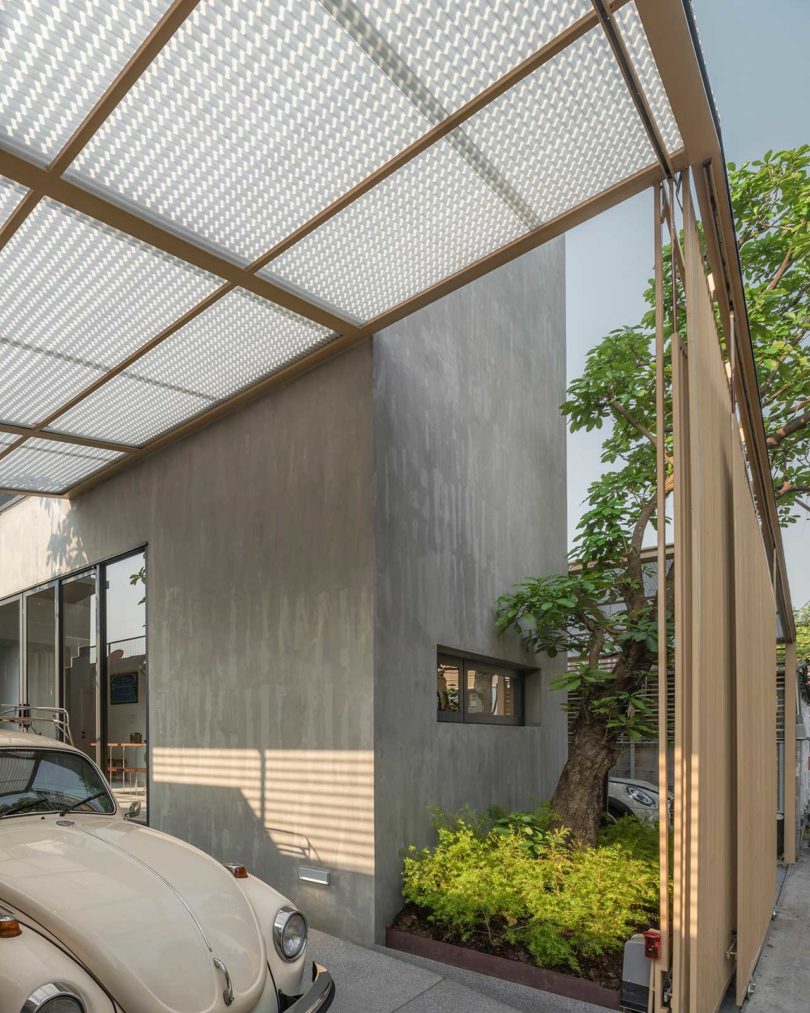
[0,710,335,1013]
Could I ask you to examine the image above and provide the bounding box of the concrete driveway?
[742,853,810,1013]
[308,929,608,1013]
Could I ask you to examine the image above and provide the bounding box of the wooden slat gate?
[732,422,777,1004]
[668,177,778,1012]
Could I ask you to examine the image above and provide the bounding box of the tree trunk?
[550,718,619,846]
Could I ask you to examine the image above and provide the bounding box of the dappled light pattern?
[152,747,374,874]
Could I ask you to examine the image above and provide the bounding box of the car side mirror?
[124,800,142,821]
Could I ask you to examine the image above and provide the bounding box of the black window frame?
[0,545,149,824]
[437,651,526,726]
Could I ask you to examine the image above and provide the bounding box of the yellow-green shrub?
[402,812,659,973]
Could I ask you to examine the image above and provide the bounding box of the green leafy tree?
[794,602,810,663]
[497,147,810,845]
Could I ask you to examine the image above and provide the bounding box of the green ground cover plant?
[400,807,660,978]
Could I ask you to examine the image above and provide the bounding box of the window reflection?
[62,573,98,760]
[105,552,147,821]
[0,600,20,706]
[437,652,525,725]
[26,586,57,736]
[437,659,461,719]
[466,667,518,720]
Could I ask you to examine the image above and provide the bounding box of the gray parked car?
[608,776,673,825]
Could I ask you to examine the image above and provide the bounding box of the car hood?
[0,815,267,1013]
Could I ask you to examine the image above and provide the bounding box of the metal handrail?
[0,705,73,745]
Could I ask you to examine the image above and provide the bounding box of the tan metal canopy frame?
[0,1,794,640]
[0,5,800,1010]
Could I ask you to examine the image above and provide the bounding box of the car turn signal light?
[0,914,21,938]
[224,863,249,879]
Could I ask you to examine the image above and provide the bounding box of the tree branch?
[623,494,659,610]
[767,410,810,448]
[759,325,809,395]
[767,247,793,290]
[608,398,657,448]
[775,482,810,500]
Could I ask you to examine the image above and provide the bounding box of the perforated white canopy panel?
[0,0,687,494]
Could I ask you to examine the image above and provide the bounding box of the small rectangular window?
[437,657,462,722]
[437,653,525,726]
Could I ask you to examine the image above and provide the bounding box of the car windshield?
[0,748,115,818]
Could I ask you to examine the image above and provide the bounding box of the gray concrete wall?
[0,244,568,946]
[372,240,569,940]
[0,343,377,943]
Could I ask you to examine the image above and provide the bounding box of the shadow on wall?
[44,499,90,576]
[152,747,375,876]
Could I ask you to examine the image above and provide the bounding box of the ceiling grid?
[0,0,688,495]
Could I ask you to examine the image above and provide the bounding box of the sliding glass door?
[0,547,148,821]
[0,598,21,706]
[104,551,148,821]
[25,585,58,736]
[62,572,99,760]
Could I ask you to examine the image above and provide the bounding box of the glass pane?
[265,20,656,323]
[126,289,333,401]
[341,0,592,117]
[0,198,218,378]
[466,665,520,721]
[0,599,21,706]
[0,440,124,495]
[105,552,147,821]
[62,573,98,761]
[457,24,655,229]
[71,0,432,262]
[0,177,27,231]
[51,373,213,447]
[26,586,57,735]
[0,748,114,817]
[0,0,172,161]
[266,139,526,321]
[614,2,682,153]
[437,658,461,717]
[0,341,104,428]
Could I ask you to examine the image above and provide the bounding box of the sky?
[565,0,810,610]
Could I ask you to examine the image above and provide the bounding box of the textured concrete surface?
[743,854,810,1012]
[0,244,568,945]
[0,343,377,942]
[309,929,604,1013]
[372,239,568,938]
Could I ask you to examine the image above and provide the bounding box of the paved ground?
[744,852,810,1013]
[308,929,607,1013]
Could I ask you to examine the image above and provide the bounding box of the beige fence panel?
[672,180,737,1012]
[784,639,798,864]
[732,421,777,1004]
[671,330,693,1012]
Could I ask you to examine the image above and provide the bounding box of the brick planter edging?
[385,927,621,1010]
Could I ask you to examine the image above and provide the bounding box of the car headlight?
[273,906,307,962]
[624,785,657,808]
[21,982,85,1012]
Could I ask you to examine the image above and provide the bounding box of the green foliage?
[598,815,660,862]
[732,148,810,524]
[496,148,809,772]
[496,571,664,740]
[402,809,659,973]
[792,602,810,662]
[488,803,555,857]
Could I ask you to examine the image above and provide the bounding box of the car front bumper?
[281,963,335,1013]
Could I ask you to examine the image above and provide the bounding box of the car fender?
[0,917,116,1012]
[234,875,309,999]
